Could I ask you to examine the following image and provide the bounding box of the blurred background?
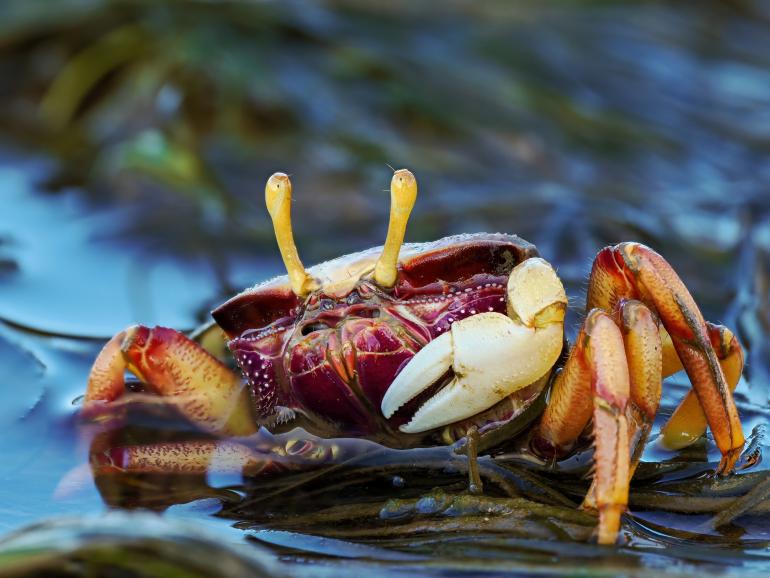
[0,0,769,573]
[1,0,768,336]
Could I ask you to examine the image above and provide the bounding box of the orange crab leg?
[586,243,744,473]
[617,300,662,471]
[535,309,631,545]
[85,325,256,437]
[86,330,129,403]
[91,440,267,475]
[581,299,663,517]
[660,323,744,450]
[89,430,343,477]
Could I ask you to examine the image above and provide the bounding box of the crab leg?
[534,309,632,545]
[91,440,267,475]
[85,325,256,437]
[86,330,130,403]
[659,323,744,450]
[381,257,567,432]
[618,300,663,471]
[586,243,744,473]
[90,432,342,477]
[579,299,663,520]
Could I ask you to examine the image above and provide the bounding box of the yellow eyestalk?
[265,172,316,297]
[374,169,418,288]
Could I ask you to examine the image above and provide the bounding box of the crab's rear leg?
[587,243,744,473]
[533,304,661,545]
[86,325,256,436]
[618,301,663,473]
[659,323,744,451]
[562,300,663,528]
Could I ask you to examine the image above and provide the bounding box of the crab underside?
[84,169,746,545]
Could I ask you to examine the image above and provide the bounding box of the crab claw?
[382,257,567,433]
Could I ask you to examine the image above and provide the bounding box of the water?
[0,1,769,576]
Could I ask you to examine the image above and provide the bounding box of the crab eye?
[346,291,362,305]
[320,298,335,311]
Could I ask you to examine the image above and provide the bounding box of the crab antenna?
[265,172,315,297]
[374,169,417,288]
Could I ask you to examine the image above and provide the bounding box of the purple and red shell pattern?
[212,233,547,446]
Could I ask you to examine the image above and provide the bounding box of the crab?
[84,169,746,544]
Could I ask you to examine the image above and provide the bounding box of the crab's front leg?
[86,325,256,436]
[85,325,258,473]
[587,243,745,472]
[382,257,567,431]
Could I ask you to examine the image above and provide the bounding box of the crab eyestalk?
[374,169,418,288]
[265,172,316,297]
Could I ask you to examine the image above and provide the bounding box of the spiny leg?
[90,433,341,477]
[86,325,256,437]
[660,323,744,450]
[86,330,129,403]
[587,243,744,473]
[92,439,267,475]
[617,300,663,472]
[582,299,662,513]
[533,309,631,545]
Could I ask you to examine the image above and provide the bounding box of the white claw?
[381,331,452,419]
[507,257,567,325]
[381,257,567,434]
